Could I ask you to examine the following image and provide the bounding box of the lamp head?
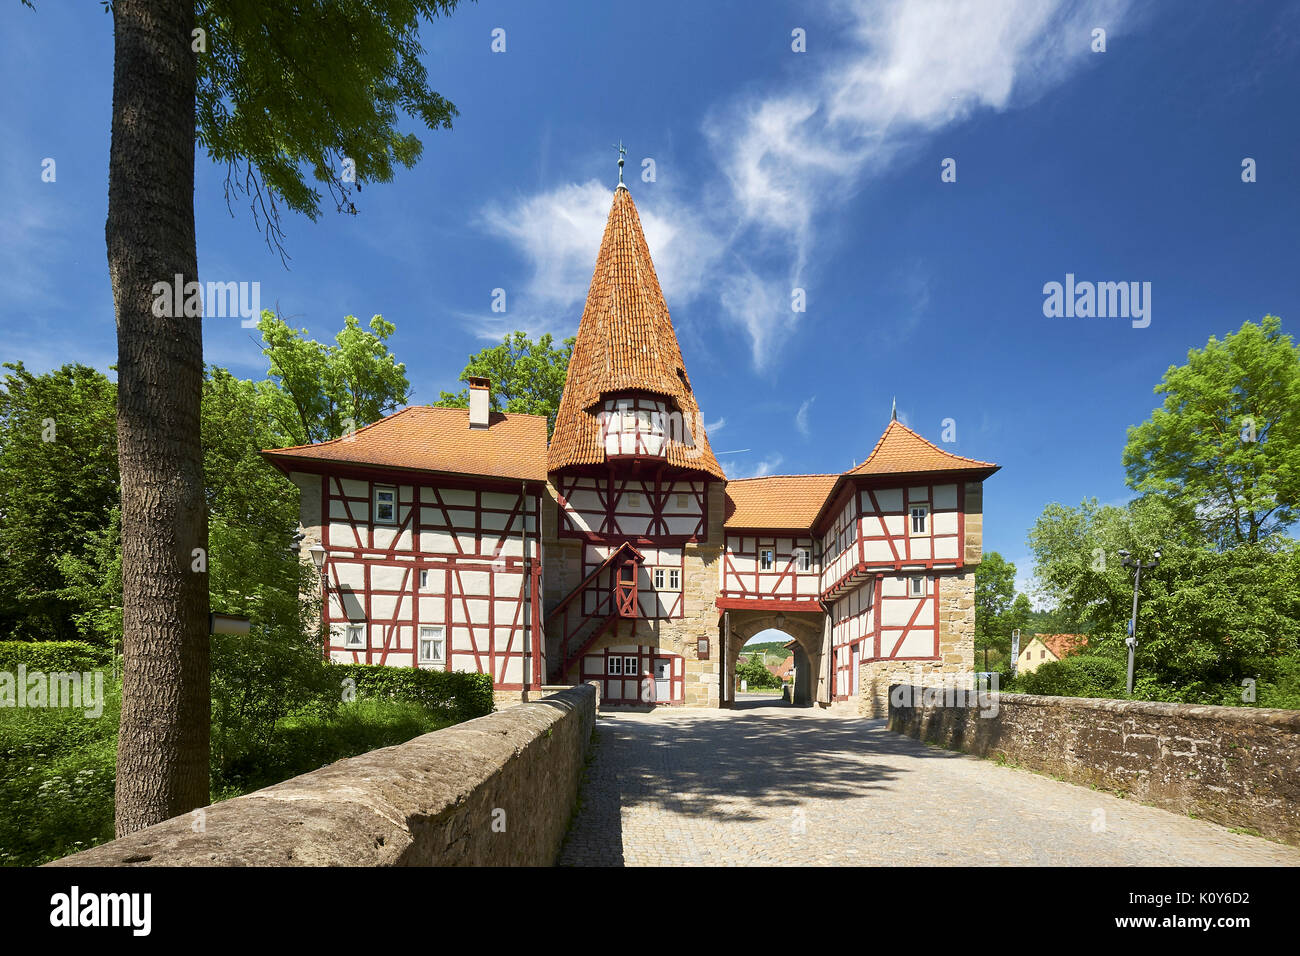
[308,543,327,570]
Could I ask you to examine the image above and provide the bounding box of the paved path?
[558,697,1300,866]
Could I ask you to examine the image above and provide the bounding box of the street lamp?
[1119,548,1161,696]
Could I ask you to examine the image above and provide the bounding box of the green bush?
[1009,655,1127,698]
[0,641,110,673]
[330,664,495,722]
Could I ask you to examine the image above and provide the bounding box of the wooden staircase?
[546,541,643,682]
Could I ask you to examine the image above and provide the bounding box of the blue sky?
[3,1,1299,600]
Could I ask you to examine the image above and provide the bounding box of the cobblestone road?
[558,697,1300,866]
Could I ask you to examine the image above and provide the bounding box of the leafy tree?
[1123,315,1300,548]
[85,0,468,835]
[974,552,1032,668]
[735,654,783,690]
[1028,494,1300,696]
[259,311,411,445]
[435,331,575,436]
[0,363,119,642]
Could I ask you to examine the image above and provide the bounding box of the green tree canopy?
[1123,315,1300,548]
[196,0,466,257]
[0,362,119,641]
[435,331,575,436]
[1028,494,1300,692]
[259,311,411,445]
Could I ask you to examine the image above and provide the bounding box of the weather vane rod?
[614,140,626,188]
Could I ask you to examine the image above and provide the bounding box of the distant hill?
[739,641,793,661]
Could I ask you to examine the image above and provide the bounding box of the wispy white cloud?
[724,453,785,479]
[795,396,815,437]
[478,0,1132,366]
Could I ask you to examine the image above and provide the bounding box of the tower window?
[910,505,929,535]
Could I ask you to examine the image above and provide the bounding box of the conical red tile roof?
[547,186,724,479]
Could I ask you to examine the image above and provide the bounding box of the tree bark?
[107,0,210,835]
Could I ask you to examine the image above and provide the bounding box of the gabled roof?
[1039,633,1088,660]
[261,406,549,483]
[724,474,839,530]
[547,185,724,479]
[847,420,998,478]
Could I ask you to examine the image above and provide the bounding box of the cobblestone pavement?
[557,697,1300,866]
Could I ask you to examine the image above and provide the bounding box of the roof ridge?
[726,473,840,482]
[412,404,551,422]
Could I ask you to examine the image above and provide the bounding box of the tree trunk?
[107,0,210,836]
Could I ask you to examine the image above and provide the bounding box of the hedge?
[329,664,495,722]
[0,641,111,674]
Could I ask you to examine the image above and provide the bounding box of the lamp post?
[1118,548,1161,696]
[308,543,327,650]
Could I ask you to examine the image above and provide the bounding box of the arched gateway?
[262,174,999,712]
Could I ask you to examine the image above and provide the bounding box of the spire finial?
[891,396,897,422]
[614,140,627,189]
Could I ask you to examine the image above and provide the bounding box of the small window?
[910,505,928,535]
[344,624,365,649]
[760,549,774,570]
[608,656,623,676]
[627,492,641,508]
[374,486,397,525]
[795,548,811,572]
[624,656,639,676]
[1041,649,1046,659]
[667,568,681,590]
[419,569,429,588]
[676,493,689,509]
[418,626,444,664]
[909,576,926,597]
[619,406,635,432]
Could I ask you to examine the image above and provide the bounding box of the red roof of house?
[724,474,840,530]
[261,405,549,482]
[1039,633,1088,660]
[547,185,724,479]
[847,420,998,478]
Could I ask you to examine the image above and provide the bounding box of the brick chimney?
[468,377,491,429]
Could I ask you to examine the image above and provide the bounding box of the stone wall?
[48,685,597,867]
[888,688,1300,846]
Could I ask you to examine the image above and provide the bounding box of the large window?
[795,548,811,572]
[374,486,397,524]
[418,626,444,665]
[759,548,774,570]
[608,656,623,676]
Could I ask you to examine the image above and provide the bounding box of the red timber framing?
[818,476,967,602]
[828,571,940,702]
[719,530,820,611]
[597,393,676,460]
[553,468,710,544]
[577,637,686,706]
[545,541,644,679]
[580,542,683,621]
[315,468,545,691]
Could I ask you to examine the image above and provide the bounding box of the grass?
[1,674,458,866]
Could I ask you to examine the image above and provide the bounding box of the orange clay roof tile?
[847,420,998,477]
[261,405,548,482]
[724,474,840,530]
[1040,633,1089,660]
[547,186,724,479]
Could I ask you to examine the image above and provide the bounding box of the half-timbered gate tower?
[264,173,998,710]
